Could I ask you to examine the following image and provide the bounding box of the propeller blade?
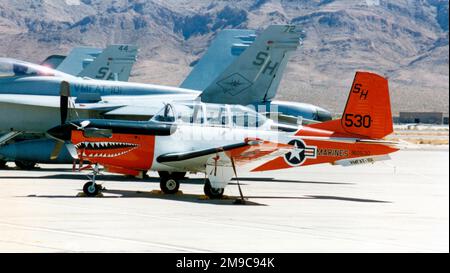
[65,142,79,160]
[50,141,64,160]
[60,81,70,125]
[49,140,79,160]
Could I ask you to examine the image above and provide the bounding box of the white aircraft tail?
[78,45,138,81]
[199,25,301,105]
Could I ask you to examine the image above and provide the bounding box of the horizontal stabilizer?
[332,155,391,166]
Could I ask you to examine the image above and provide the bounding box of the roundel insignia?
[284,139,317,166]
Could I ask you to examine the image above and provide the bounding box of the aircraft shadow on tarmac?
[1,172,354,186]
[23,188,390,206]
[5,167,389,204]
[25,189,266,206]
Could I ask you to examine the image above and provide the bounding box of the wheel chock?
[148,190,184,195]
[198,195,232,200]
[233,199,246,205]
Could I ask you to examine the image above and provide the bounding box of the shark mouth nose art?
[74,142,139,158]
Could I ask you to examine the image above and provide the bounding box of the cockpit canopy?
[152,101,269,128]
[0,58,71,79]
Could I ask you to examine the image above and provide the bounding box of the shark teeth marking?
[75,141,139,151]
[75,140,140,159]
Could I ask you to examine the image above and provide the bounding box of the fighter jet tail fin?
[78,45,138,81]
[199,25,301,105]
[41,55,67,69]
[49,47,102,76]
[180,29,256,91]
[307,72,393,139]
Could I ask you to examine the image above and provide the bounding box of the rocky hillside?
[0,0,448,115]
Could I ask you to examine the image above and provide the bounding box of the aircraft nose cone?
[47,124,72,141]
[317,109,333,121]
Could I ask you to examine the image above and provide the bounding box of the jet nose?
[47,124,73,141]
[316,109,333,121]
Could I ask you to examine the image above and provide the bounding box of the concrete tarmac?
[0,146,448,252]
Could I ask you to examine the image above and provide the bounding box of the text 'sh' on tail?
[306,71,393,139]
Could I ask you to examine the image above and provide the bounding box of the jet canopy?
[0,58,72,79]
[151,101,268,128]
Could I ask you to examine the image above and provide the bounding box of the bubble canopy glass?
[151,101,268,128]
[0,58,72,79]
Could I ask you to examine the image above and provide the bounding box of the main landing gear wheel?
[158,171,186,180]
[15,160,36,170]
[160,176,180,194]
[203,179,224,199]
[83,181,102,197]
[0,159,7,169]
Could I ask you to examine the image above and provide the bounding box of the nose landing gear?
[82,164,103,197]
[83,181,103,197]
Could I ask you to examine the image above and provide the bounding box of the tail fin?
[308,72,393,139]
[199,25,301,105]
[49,47,102,76]
[78,44,138,81]
[41,55,67,69]
[180,29,256,91]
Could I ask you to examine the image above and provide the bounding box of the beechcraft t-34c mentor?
[47,72,399,199]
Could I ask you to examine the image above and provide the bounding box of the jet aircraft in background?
[0,25,331,170]
[42,45,138,81]
[0,44,138,168]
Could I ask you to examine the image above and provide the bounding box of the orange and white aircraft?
[48,71,399,198]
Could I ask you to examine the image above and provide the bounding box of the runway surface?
[0,146,448,252]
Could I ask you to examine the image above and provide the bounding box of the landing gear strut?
[82,164,102,197]
[158,171,186,180]
[203,179,224,199]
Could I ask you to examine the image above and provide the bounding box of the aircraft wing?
[0,94,166,134]
[156,139,292,172]
[0,94,121,110]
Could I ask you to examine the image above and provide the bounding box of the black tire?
[83,182,101,197]
[15,160,36,170]
[160,176,180,194]
[0,159,7,169]
[203,179,224,199]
